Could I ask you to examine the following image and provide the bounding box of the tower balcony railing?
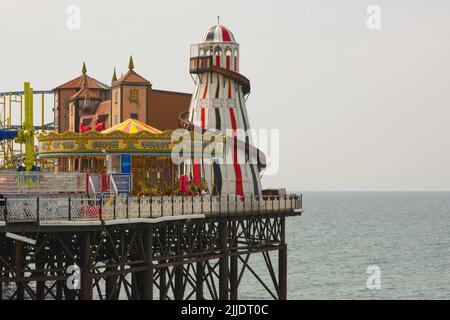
[190,56,213,74]
[189,56,251,95]
[0,194,302,223]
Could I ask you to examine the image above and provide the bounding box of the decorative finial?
[217,15,220,26]
[128,56,134,70]
[82,62,87,75]
[82,73,88,88]
[112,67,117,82]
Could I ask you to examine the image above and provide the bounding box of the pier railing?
[0,194,302,223]
[0,172,87,194]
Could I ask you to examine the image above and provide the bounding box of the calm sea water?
[239,192,450,299]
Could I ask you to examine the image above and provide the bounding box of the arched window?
[234,48,239,71]
[214,46,223,67]
[225,48,232,70]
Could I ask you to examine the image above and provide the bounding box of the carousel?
[36,118,207,195]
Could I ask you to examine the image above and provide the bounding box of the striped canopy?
[101,118,162,134]
[203,25,236,43]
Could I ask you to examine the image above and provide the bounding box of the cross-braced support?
[0,213,294,300]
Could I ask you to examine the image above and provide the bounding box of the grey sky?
[1,0,449,191]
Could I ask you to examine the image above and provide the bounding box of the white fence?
[0,195,302,222]
[0,172,87,194]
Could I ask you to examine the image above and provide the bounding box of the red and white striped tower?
[184,21,263,196]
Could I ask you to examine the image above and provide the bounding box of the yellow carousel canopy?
[102,118,162,134]
[36,118,222,158]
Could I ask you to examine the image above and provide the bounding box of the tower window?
[130,113,138,120]
[130,89,138,102]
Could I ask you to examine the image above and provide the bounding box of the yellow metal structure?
[15,83,34,171]
[0,96,14,169]
[0,84,51,171]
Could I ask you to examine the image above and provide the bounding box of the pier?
[0,192,301,300]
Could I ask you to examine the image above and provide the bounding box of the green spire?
[112,67,117,82]
[82,73,88,88]
[82,62,87,75]
[128,56,134,70]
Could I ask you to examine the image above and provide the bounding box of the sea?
[238,192,450,299]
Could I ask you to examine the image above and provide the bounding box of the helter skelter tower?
[180,21,265,196]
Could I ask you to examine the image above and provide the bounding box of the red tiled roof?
[114,70,151,86]
[69,87,102,101]
[95,100,111,115]
[53,75,109,90]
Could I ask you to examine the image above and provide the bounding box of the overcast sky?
[1,0,449,191]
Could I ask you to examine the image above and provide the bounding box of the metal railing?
[0,172,87,194]
[0,194,302,223]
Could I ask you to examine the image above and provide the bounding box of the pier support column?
[159,226,167,300]
[64,237,77,300]
[14,240,24,300]
[1,235,12,300]
[219,219,228,300]
[174,224,184,300]
[0,234,4,300]
[105,261,118,300]
[230,221,238,300]
[36,246,45,300]
[174,264,183,300]
[279,217,287,300]
[195,222,204,300]
[0,233,5,300]
[56,252,63,300]
[143,226,154,300]
[195,261,204,300]
[80,232,92,300]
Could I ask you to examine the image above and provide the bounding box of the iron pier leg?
[279,217,287,300]
[219,219,229,300]
[195,222,204,300]
[65,236,77,300]
[106,261,119,300]
[14,240,24,300]
[143,226,154,300]
[174,224,184,300]
[1,235,12,300]
[56,251,63,300]
[0,233,4,300]
[80,232,93,300]
[195,261,204,300]
[36,243,45,300]
[105,261,116,300]
[230,220,238,300]
[174,265,183,300]
[159,226,167,300]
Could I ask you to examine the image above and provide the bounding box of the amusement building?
[0,22,302,301]
[44,56,192,194]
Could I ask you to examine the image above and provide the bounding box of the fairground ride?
[0,83,54,171]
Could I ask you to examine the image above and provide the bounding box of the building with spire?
[52,57,191,134]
